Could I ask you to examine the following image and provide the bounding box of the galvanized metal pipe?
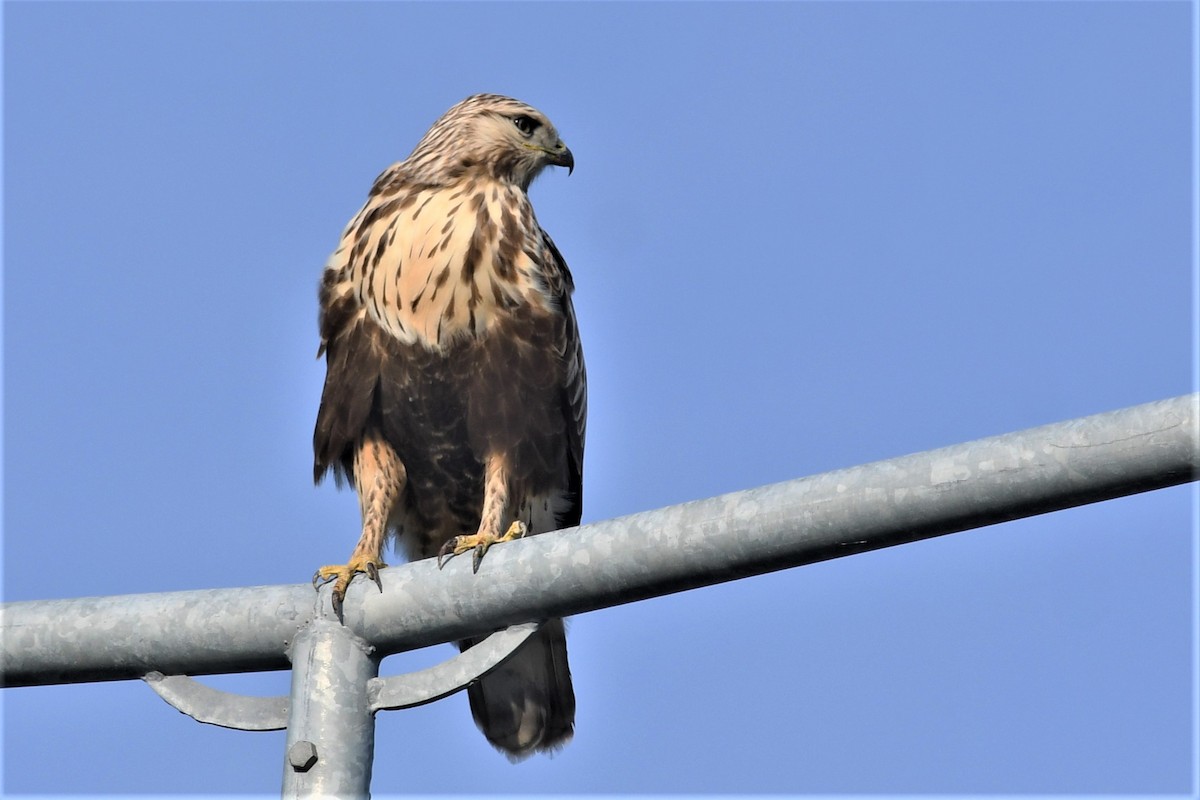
[280,619,377,798]
[2,394,1196,687]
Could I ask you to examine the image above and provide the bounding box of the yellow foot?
[437,521,528,573]
[312,554,387,618]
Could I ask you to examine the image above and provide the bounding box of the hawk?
[312,94,584,760]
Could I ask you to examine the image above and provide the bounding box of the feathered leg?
[315,432,406,617]
[437,453,527,572]
[436,452,576,758]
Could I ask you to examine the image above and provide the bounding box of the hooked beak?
[548,141,574,175]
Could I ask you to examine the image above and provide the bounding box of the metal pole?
[347,391,1199,646]
[3,394,1196,687]
[281,618,377,799]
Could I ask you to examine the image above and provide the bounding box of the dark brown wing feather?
[546,229,586,530]
[313,315,379,486]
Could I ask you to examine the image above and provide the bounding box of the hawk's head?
[404,94,574,191]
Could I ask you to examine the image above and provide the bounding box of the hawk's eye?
[512,115,539,136]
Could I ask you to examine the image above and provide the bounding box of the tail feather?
[462,618,574,761]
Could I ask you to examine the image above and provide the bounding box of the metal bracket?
[369,621,537,711]
[143,622,540,731]
[144,671,290,731]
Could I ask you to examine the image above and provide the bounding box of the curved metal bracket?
[143,671,289,731]
[143,622,540,730]
[369,621,539,711]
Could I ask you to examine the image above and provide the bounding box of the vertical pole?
[281,618,378,799]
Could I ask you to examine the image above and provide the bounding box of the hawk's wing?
[312,244,384,486]
[545,228,586,529]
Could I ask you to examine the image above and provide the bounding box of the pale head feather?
[395,94,573,191]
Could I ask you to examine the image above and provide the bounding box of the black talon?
[437,538,458,569]
[471,545,485,574]
[330,589,344,622]
[366,562,383,592]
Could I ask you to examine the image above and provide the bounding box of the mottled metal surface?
[349,392,1199,648]
[2,394,1196,688]
[140,621,538,729]
[144,671,289,731]
[1,582,315,685]
[280,619,376,799]
[369,621,539,710]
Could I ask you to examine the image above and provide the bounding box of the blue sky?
[2,1,1195,795]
